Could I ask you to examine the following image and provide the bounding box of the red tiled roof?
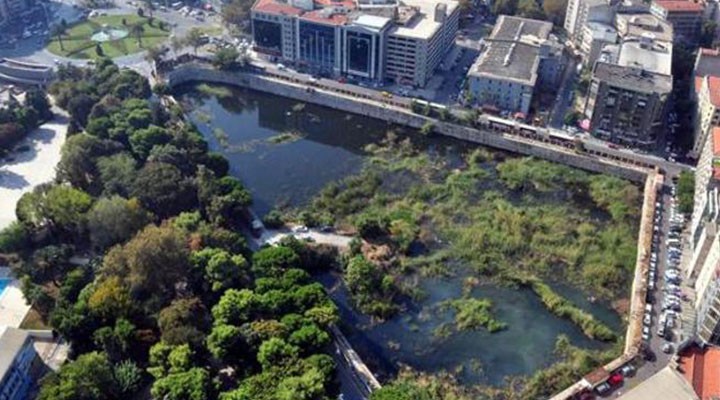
[679,346,720,400]
[709,76,720,107]
[253,0,303,16]
[300,9,348,25]
[701,48,720,57]
[654,0,704,12]
[314,0,355,8]
[713,126,720,156]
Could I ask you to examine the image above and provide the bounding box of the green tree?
[288,323,330,353]
[93,318,137,361]
[212,288,258,326]
[192,248,250,292]
[677,170,695,214]
[114,360,143,396]
[518,0,545,19]
[131,23,145,47]
[213,48,240,70]
[25,88,53,121]
[251,246,300,277]
[493,0,518,15]
[57,134,121,192]
[257,337,299,370]
[101,224,190,308]
[96,153,138,197]
[185,28,205,54]
[0,221,30,253]
[129,124,172,159]
[207,323,247,364]
[37,352,118,400]
[16,184,93,236]
[87,196,152,250]
[151,368,211,400]
[131,162,197,218]
[543,0,567,24]
[158,297,210,346]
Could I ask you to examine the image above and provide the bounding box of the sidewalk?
[0,110,68,230]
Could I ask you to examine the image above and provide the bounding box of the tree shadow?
[0,169,30,189]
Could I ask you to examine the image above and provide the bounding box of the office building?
[649,0,704,43]
[251,0,458,86]
[0,327,37,400]
[384,1,459,86]
[564,0,617,46]
[466,16,563,116]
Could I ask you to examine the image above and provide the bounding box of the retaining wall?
[166,66,648,183]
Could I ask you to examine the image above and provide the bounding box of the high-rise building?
[251,0,458,86]
[466,16,564,115]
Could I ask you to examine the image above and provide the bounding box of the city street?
[549,56,579,128]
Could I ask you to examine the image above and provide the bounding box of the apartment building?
[0,327,37,400]
[564,0,617,46]
[584,61,671,148]
[251,0,458,86]
[583,32,672,148]
[649,0,704,43]
[466,16,564,115]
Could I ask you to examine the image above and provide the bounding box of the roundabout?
[47,14,169,60]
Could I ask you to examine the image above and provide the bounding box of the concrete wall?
[166,65,649,183]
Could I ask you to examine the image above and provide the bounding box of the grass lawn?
[47,14,170,60]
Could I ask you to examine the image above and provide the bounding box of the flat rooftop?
[593,61,673,94]
[617,38,672,75]
[616,13,673,43]
[618,366,699,400]
[696,48,720,78]
[468,15,556,85]
[388,0,458,40]
[585,22,618,42]
[652,0,704,12]
[491,14,552,41]
[470,41,541,85]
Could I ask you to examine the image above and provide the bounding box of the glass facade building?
[253,20,284,54]
[298,21,337,72]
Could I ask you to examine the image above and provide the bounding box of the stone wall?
[166,65,649,183]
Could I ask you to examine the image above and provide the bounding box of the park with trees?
[0,60,342,399]
[0,88,53,155]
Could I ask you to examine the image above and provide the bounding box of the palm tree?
[52,25,66,51]
[131,24,145,47]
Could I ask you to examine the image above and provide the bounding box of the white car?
[643,313,652,326]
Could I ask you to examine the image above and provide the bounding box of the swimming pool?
[0,279,10,297]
